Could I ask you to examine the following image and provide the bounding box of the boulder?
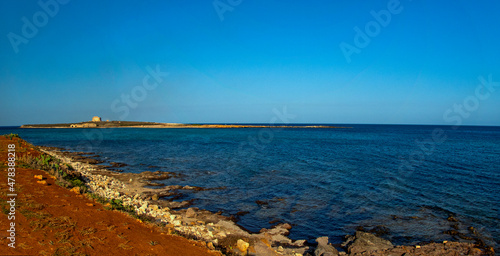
[70,186,81,194]
[186,207,197,218]
[347,231,393,254]
[237,239,249,252]
[315,236,339,256]
[207,242,215,250]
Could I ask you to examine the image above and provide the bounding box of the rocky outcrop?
[343,231,393,254]
[314,237,339,256]
[341,232,488,256]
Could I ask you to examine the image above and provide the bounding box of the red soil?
[0,136,221,256]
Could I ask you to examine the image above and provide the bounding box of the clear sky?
[1,0,499,126]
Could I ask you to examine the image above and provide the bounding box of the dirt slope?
[0,135,220,256]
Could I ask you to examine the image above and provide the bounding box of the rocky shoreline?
[39,147,493,256]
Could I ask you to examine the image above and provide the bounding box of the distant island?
[20,116,347,129]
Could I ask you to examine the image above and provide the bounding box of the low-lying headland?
[20,121,345,129]
[20,118,348,129]
[1,134,494,255]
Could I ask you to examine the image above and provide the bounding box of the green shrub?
[3,133,20,140]
[19,153,88,193]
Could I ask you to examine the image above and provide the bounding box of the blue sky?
[1,0,499,126]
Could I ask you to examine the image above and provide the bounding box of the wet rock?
[143,190,174,199]
[110,162,127,168]
[447,215,459,222]
[444,229,459,236]
[315,236,339,256]
[236,211,250,216]
[367,225,390,236]
[141,170,178,181]
[256,200,268,206]
[341,234,355,248]
[164,185,182,190]
[181,185,210,191]
[70,155,103,164]
[268,219,281,224]
[146,181,164,187]
[346,231,393,255]
[152,194,159,201]
[457,233,474,240]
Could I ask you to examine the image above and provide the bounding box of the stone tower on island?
[92,116,102,122]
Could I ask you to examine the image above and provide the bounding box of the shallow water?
[2,124,499,247]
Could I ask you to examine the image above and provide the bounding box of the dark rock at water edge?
[314,236,339,256]
[344,231,393,254]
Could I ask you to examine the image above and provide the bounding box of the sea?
[1,124,499,248]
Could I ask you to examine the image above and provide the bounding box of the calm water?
[2,125,499,247]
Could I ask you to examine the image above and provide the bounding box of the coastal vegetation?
[17,151,160,224]
[3,133,20,140]
[18,153,87,193]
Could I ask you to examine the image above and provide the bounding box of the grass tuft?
[79,227,97,236]
[118,242,133,250]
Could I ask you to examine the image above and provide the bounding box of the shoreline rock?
[342,232,489,256]
[39,147,492,256]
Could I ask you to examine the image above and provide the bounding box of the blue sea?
[2,124,499,248]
